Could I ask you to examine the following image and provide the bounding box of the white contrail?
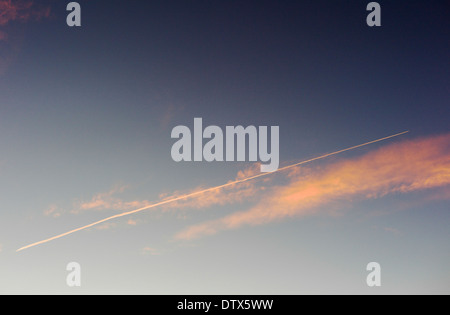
[16,131,409,252]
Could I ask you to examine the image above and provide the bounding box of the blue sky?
[0,0,449,294]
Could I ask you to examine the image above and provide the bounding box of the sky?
[0,0,449,294]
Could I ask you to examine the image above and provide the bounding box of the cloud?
[67,165,264,217]
[73,185,152,214]
[0,0,51,76]
[43,204,62,218]
[141,246,161,256]
[43,185,155,220]
[18,131,410,251]
[157,163,265,212]
[175,133,450,240]
[96,222,117,231]
[127,219,138,226]
[16,131,450,253]
[0,0,50,28]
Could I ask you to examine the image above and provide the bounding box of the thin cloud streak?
[175,133,450,240]
[16,131,409,252]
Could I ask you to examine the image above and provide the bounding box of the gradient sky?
[0,0,449,294]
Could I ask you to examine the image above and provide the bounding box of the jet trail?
[16,131,409,252]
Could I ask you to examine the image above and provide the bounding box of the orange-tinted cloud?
[73,185,152,214]
[23,132,447,252]
[43,185,153,219]
[127,219,138,226]
[157,163,265,211]
[43,204,62,218]
[176,133,450,240]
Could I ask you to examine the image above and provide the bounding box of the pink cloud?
[141,247,161,256]
[175,133,450,240]
[0,0,50,27]
[31,133,449,252]
[0,0,51,76]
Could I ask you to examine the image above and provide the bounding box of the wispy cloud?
[0,0,51,75]
[55,164,263,218]
[158,163,265,212]
[141,246,161,256]
[16,131,411,251]
[175,133,450,240]
[0,0,50,28]
[43,204,61,218]
[96,222,117,231]
[127,219,138,226]
[74,185,152,214]
[43,185,153,218]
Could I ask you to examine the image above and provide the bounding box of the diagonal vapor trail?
[16,131,409,252]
